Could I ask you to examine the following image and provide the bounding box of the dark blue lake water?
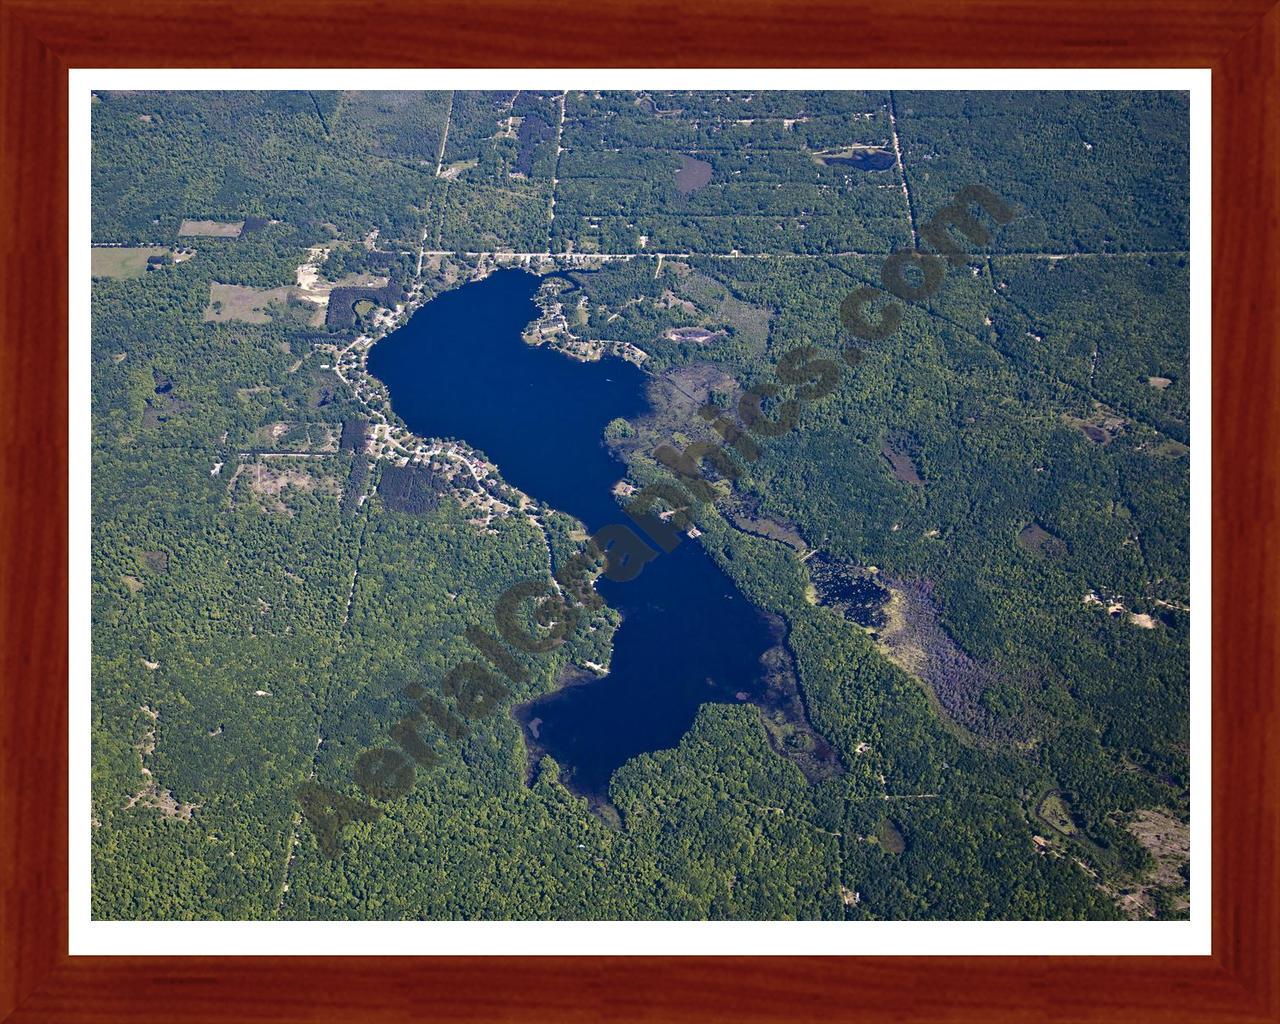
[367,269,774,799]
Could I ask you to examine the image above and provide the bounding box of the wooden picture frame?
[2,1,1275,1019]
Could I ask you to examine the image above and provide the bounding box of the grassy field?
[203,283,295,324]
[91,246,168,279]
[178,219,243,237]
[1038,792,1079,834]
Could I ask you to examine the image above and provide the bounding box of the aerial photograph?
[90,88,1190,921]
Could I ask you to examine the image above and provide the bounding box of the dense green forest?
[91,89,1190,921]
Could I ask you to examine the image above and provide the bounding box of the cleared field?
[235,457,341,515]
[877,819,907,854]
[204,283,294,324]
[252,421,340,452]
[1017,522,1067,559]
[673,154,712,193]
[1037,792,1078,834]
[91,246,168,279]
[881,442,922,485]
[178,219,244,238]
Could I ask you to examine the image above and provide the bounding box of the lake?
[367,269,777,800]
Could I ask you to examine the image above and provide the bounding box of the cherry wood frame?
[2,1,1277,1020]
